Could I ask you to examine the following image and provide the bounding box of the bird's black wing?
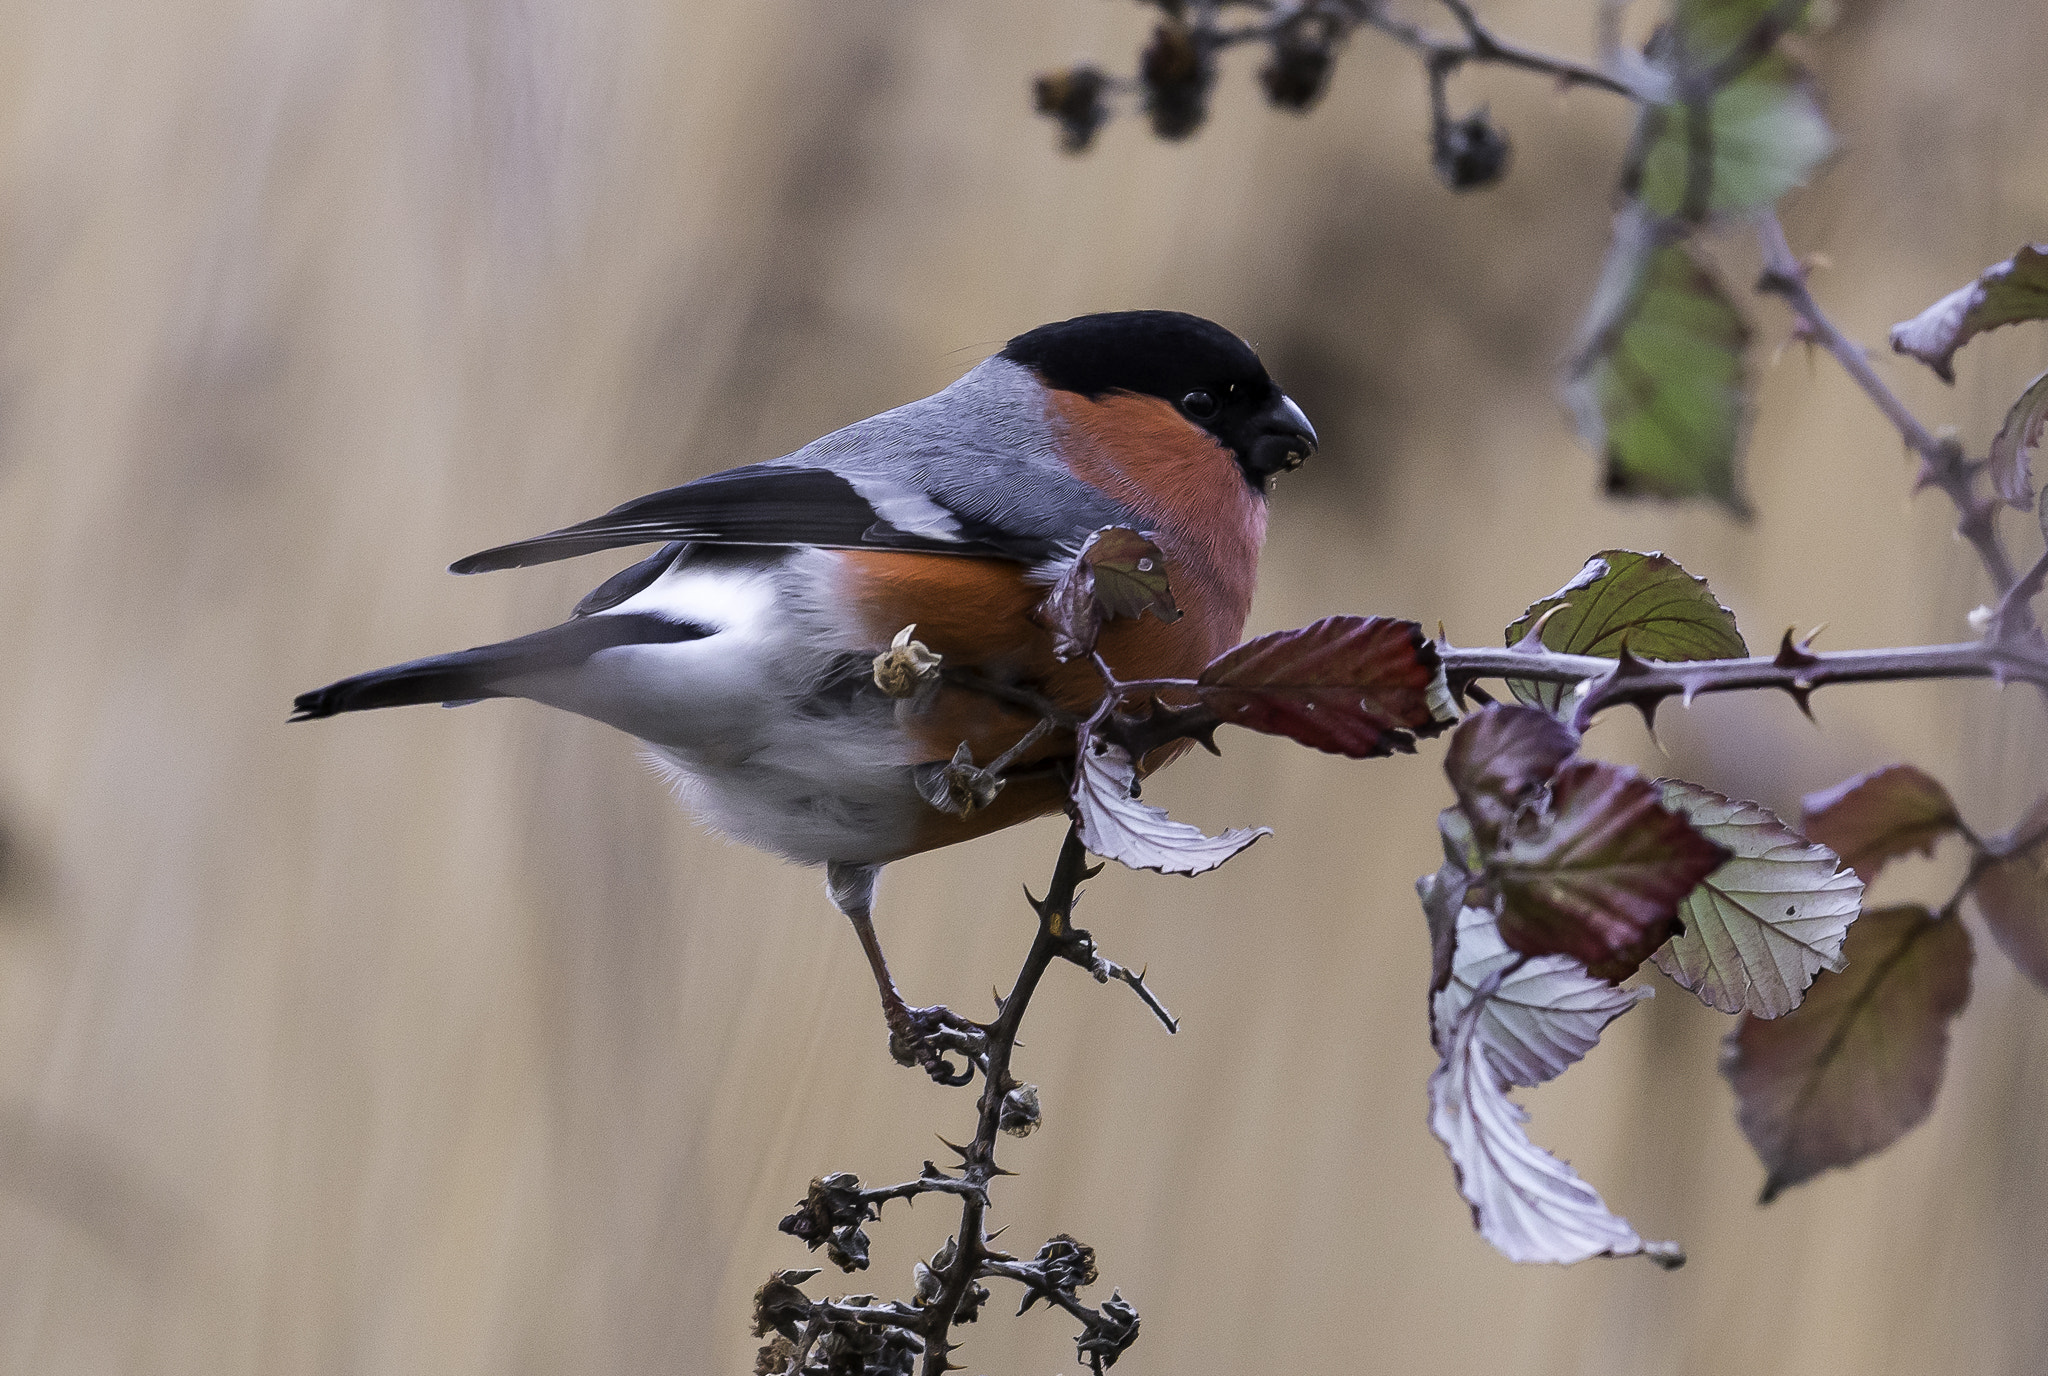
[449,463,1054,574]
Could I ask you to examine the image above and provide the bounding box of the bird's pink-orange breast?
[833,391,1268,860]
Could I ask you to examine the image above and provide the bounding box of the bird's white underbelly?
[502,550,929,864]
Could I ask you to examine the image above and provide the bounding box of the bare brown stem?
[1755,212,2019,596]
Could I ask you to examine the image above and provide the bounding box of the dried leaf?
[1890,244,2048,383]
[1084,527,1180,622]
[1635,56,1834,222]
[1428,951,1679,1267]
[1035,527,1180,662]
[1651,780,1862,1017]
[1443,704,1580,848]
[1799,764,1961,885]
[1492,760,1731,980]
[1192,616,1456,758]
[1970,796,2048,991]
[1565,212,1752,515]
[1989,369,2048,510]
[1071,733,1267,876]
[1723,906,1971,1201]
[1505,550,1747,713]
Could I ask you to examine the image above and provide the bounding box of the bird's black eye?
[1181,390,1218,420]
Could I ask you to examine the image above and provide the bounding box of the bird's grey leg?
[825,861,982,1084]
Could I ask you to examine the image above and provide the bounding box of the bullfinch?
[294,310,1318,1062]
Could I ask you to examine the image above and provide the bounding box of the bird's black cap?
[1000,310,1268,405]
[1000,310,1315,491]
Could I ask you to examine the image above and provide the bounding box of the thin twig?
[1055,927,1181,1033]
[1755,212,2019,595]
[1361,0,1651,98]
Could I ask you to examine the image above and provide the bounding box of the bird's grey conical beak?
[1244,393,1319,483]
[1277,394,1316,450]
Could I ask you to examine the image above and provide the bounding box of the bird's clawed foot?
[883,999,987,1086]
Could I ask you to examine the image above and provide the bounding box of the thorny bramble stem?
[1357,0,1649,98]
[916,826,1130,1375]
[1105,634,2048,739]
[1755,212,2021,597]
[764,827,1154,1375]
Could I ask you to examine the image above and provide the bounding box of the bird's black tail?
[291,613,710,721]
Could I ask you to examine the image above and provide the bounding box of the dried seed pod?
[1433,108,1511,190]
[1033,65,1111,152]
[872,624,942,699]
[1140,21,1214,140]
[998,1082,1043,1137]
[1259,26,1335,111]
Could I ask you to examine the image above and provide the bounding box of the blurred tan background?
[0,0,2043,1372]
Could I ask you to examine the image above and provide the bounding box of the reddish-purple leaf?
[1970,795,2048,991]
[1890,244,2048,383]
[1071,733,1267,876]
[1192,616,1456,759]
[1035,527,1180,661]
[1723,905,1972,1201]
[1428,919,1680,1267]
[1491,761,1730,981]
[1989,369,2048,510]
[1800,764,1961,885]
[1443,704,1580,848]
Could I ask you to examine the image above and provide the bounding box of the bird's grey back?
[767,356,1132,553]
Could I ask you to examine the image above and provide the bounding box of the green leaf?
[1671,0,1812,68]
[1722,906,1971,1201]
[1634,55,1834,222]
[1491,759,1731,981]
[1990,369,2048,510]
[1969,796,2048,992]
[1799,764,1961,885]
[1565,213,1752,514]
[1890,244,2048,383]
[1652,780,1863,1017]
[1505,549,1747,712]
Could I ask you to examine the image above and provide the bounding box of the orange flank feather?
[837,390,1268,859]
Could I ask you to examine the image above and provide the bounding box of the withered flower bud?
[753,1335,797,1375]
[1033,1234,1098,1294]
[912,1238,989,1325]
[872,624,942,699]
[1433,108,1511,190]
[1140,21,1215,140]
[779,1173,876,1273]
[1259,26,1335,111]
[751,1268,821,1342]
[1077,1290,1142,1368]
[1033,65,1110,153]
[998,1083,1043,1137]
[916,741,1006,817]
